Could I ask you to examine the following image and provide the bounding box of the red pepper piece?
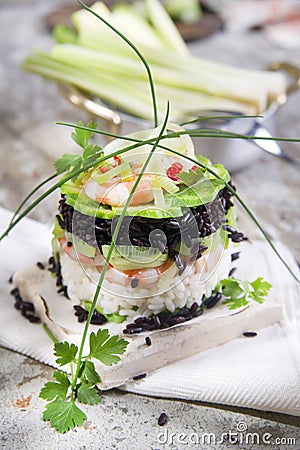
[114,156,121,165]
[99,166,109,173]
[166,162,183,181]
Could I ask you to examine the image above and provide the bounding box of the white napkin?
[0,207,299,416]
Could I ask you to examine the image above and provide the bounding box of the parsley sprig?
[214,277,272,310]
[54,120,102,180]
[39,330,128,433]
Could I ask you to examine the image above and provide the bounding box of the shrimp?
[194,254,209,274]
[58,238,105,266]
[59,235,174,289]
[99,260,172,288]
[83,174,153,206]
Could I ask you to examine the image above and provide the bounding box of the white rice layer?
[60,244,233,320]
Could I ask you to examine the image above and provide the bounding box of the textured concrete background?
[0,1,300,448]
[1,347,300,449]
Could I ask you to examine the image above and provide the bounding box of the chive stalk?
[77,0,158,127]
[71,103,170,392]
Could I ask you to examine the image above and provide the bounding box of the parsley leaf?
[222,296,249,310]
[54,154,82,175]
[177,167,226,205]
[178,167,207,187]
[43,400,86,433]
[77,384,101,405]
[219,277,271,310]
[221,279,244,299]
[54,341,78,366]
[80,360,101,385]
[249,277,272,304]
[39,370,70,401]
[71,120,98,148]
[89,329,129,366]
[83,143,100,161]
[54,121,102,181]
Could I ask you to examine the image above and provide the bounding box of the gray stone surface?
[0,0,299,448]
[1,347,299,450]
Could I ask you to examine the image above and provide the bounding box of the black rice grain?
[158,413,168,426]
[231,252,240,262]
[167,316,187,326]
[20,301,34,312]
[145,336,152,346]
[190,302,199,314]
[223,225,237,233]
[194,308,204,317]
[228,267,237,277]
[204,292,222,309]
[123,326,143,335]
[10,287,19,296]
[133,373,146,380]
[37,261,45,270]
[29,316,41,323]
[131,277,139,288]
[10,288,40,324]
[90,310,107,325]
[243,331,257,338]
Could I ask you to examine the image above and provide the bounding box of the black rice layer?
[57,185,235,265]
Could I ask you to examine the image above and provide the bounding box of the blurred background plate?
[45,0,223,42]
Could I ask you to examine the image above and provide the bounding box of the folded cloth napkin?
[0,207,299,416]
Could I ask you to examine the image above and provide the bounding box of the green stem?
[77,1,158,127]
[179,115,263,126]
[71,103,170,392]
[42,323,58,343]
[58,120,300,144]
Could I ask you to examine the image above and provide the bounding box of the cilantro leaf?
[77,384,101,405]
[83,143,102,161]
[54,121,102,184]
[54,154,82,175]
[178,167,206,187]
[39,370,70,401]
[220,277,272,310]
[249,277,272,303]
[89,329,128,366]
[54,341,78,366]
[221,279,245,300]
[177,167,225,205]
[196,155,231,183]
[222,296,249,310]
[80,360,101,385]
[43,400,86,433]
[71,120,98,148]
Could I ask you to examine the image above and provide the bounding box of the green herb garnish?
[39,330,128,433]
[55,120,101,179]
[214,277,272,310]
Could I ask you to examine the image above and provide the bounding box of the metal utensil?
[247,121,300,166]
